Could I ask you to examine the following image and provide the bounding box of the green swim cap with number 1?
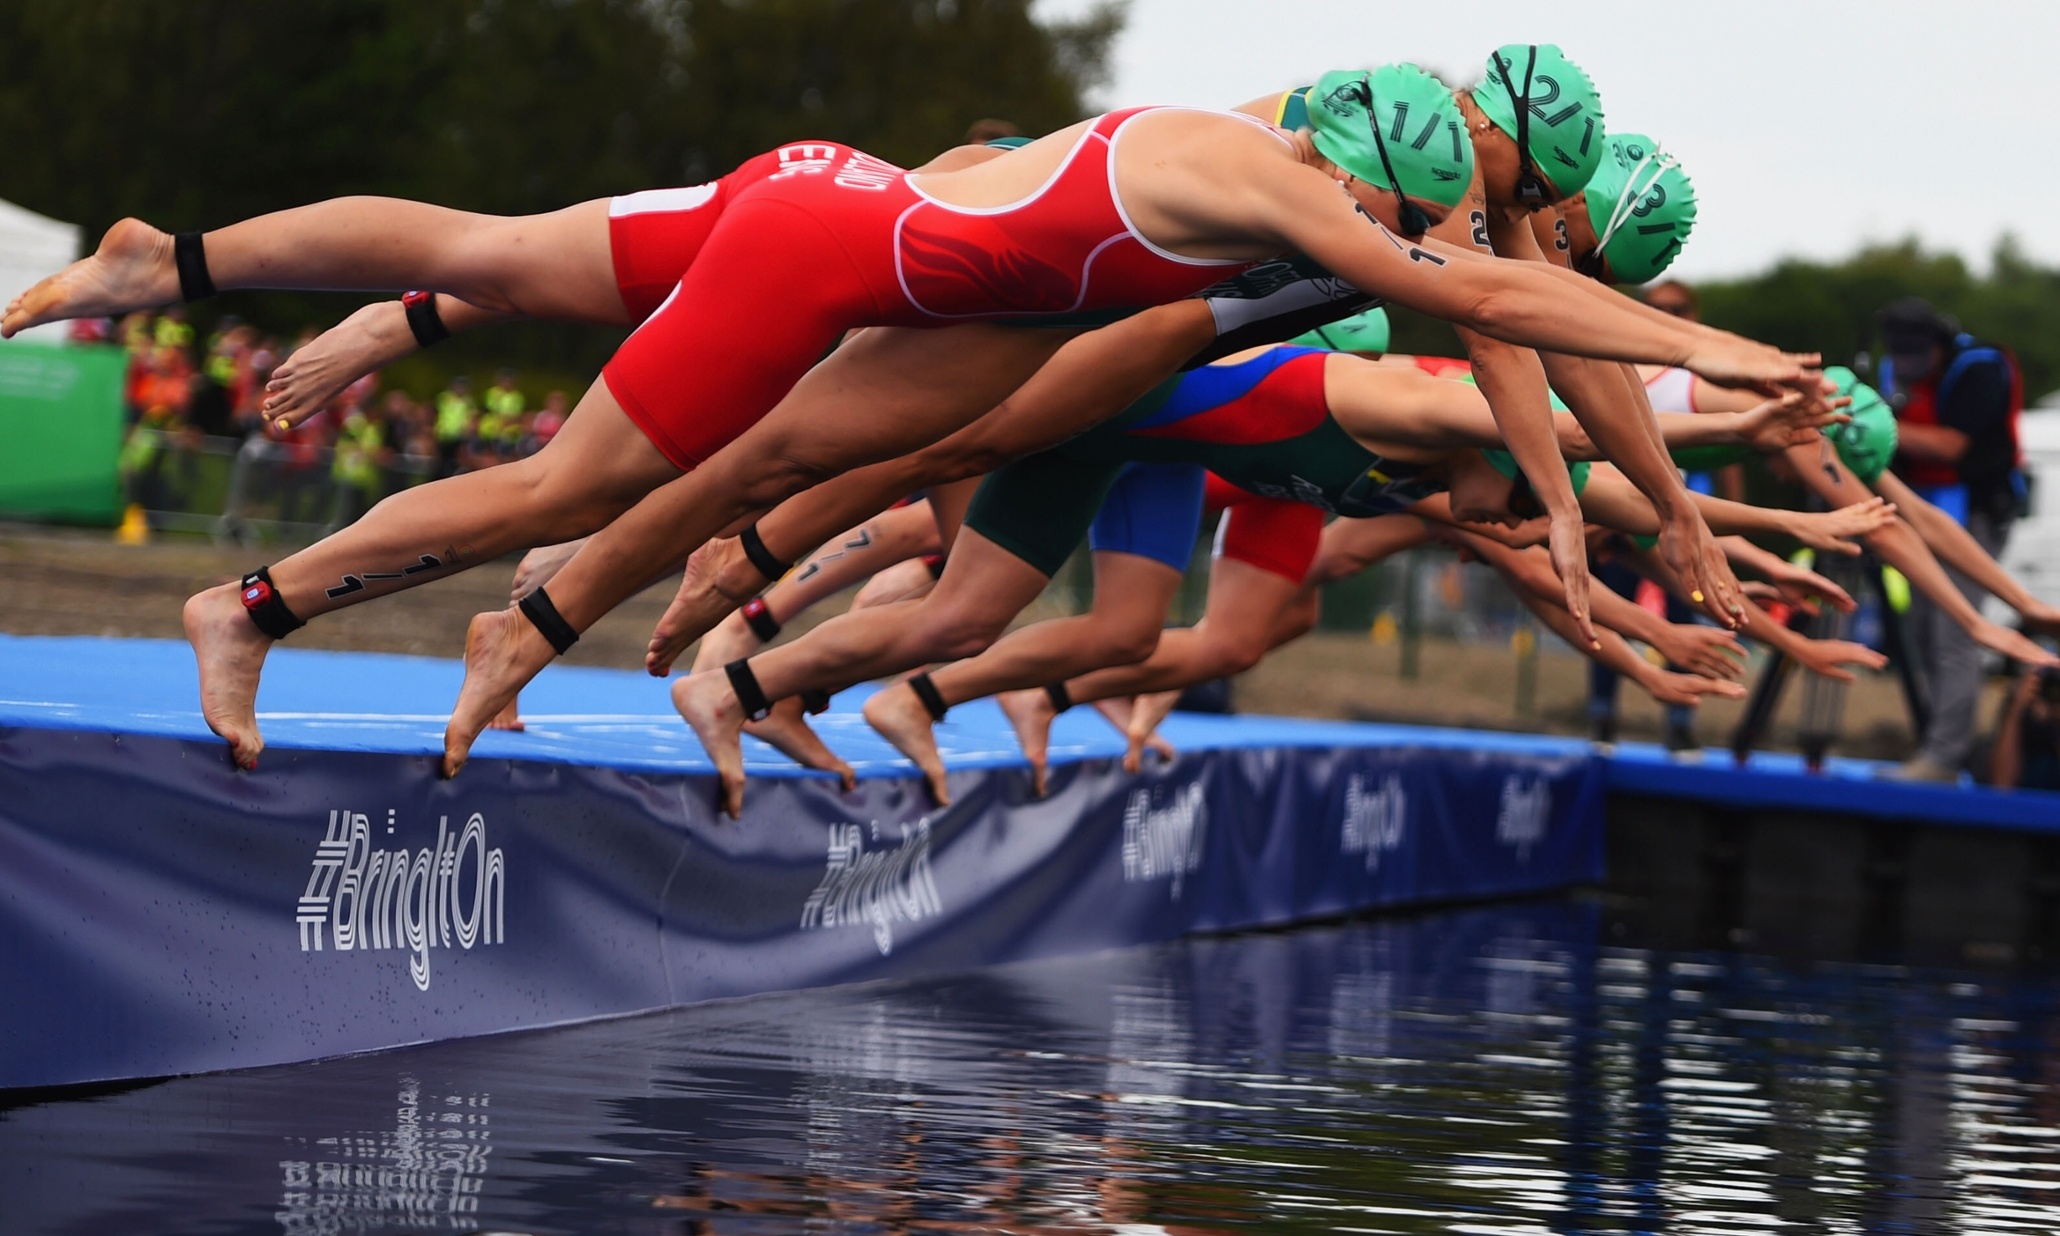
[1308,64,1475,210]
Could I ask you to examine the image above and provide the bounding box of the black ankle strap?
[174,232,215,302]
[741,595,781,643]
[907,672,950,723]
[922,552,948,580]
[738,523,792,582]
[517,586,579,656]
[726,658,774,722]
[1045,682,1073,714]
[401,290,450,347]
[800,688,832,715]
[238,565,304,640]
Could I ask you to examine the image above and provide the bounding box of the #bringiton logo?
[296,810,506,992]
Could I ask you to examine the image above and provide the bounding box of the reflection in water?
[7,898,2060,1234]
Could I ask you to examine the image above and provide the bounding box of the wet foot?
[745,697,855,791]
[443,608,556,777]
[4,218,180,338]
[487,695,525,732]
[508,538,588,602]
[649,537,759,677]
[996,688,1056,798]
[262,301,413,427]
[673,670,750,817]
[183,582,274,770]
[1124,690,1183,774]
[863,682,950,805]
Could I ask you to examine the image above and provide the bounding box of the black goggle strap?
[906,671,951,723]
[517,585,580,656]
[401,290,451,348]
[724,657,775,722]
[1503,45,1547,203]
[174,232,215,302]
[741,595,781,643]
[738,522,793,583]
[238,565,305,640]
[1045,681,1074,714]
[1358,75,1427,237]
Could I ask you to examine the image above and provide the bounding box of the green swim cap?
[1308,65,1475,210]
[1823,366,1898,484]
[1581,132,1695,284]
[1289,306,1391,353]
[1484,447,1591,497]
[1472,44,1604,198]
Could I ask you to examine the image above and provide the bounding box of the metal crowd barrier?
[124,431,438,545]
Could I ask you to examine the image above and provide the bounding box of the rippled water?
[8,898,2060,1234]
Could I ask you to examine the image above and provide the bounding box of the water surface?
[7,899,2060,1234]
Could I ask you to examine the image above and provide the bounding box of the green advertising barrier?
[0,342,126,525]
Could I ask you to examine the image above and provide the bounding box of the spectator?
[1642,280,1696,320]
[1989,665,2060,792]
[433,375,478,476]
[1877,296,2024,781]
[523,389,572,455]
[963,118,1020,144]
[323,388,392,533]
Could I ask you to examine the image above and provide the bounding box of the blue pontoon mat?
[0,636,1603,1089]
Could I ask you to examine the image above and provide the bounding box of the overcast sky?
[1035,0,2060,280]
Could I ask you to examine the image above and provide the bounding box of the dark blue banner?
[0,723,1601,1089]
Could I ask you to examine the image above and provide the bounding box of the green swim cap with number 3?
[1472,43,1604,197]
[1308,65,1475,210]
[1582,131,1696,284]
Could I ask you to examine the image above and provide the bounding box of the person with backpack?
[1876,296,2026,780]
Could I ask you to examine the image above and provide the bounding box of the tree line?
[0,0,1122,373]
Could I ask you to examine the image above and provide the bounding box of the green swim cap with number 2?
[1471,43,1604,198]
[1308,64,1475,210]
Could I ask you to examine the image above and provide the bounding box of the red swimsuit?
[601,109,1276,470]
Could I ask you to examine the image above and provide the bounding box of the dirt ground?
[0,523,1941,759]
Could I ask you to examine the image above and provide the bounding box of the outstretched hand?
[1790,497,1896,556]
[1683,332,1821,396]
[1735,390,1850,454]
[1652,623,1748,681]
[1795,637,1889,683]
[1658,509,1746,629]
[1972,619,2060,671]
[1756,557,1859,615]
[1546,510,1598,647]
[1643,669,1747,708]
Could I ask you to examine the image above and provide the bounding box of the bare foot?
[4,218,179,338]
[673,670,751,818]
[996,688,1056,798]
[745,698,856,791]
[443,608,556,778]
[1124,690,1184,774]
[182,583,274,770]
[509,539,588,601]
[262,301,414,428]
[863,683,950,805]
[647,538,761,677]
[487,695,525,732]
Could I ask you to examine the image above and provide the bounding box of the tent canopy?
[0,198,80,344]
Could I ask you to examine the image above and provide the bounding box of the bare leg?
[669,530,1052,815]
[6,198,624,338]
[448,322,1075,775]
[686,502,943,675]
[645,302,1218,670]
[866,553,1181,799]
[186,376,675,768]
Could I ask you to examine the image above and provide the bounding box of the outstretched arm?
[1874,470,2060,630]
